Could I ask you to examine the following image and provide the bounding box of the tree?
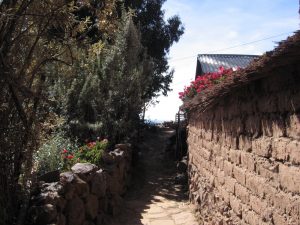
[0,1,119,224]
[124,0,184,100]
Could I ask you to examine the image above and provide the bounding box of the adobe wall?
[27,144,132,225]
[188,65,300,225]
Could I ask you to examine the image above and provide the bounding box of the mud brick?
[239,135,252,152]
[246,175,264,198]
[229,149,241,165]
[224,160,233,177]
[274,191,291,215]
[233,165,246,186]
[224,176,236,194]
[243,209,260,225]
[230,194,242,216]
[272,211,287,225]
[217,183,230,204]
[216,169,225,185]
[279,164,300,194]
[221,146,229,160]
[215,156,224,170]
[240,151,256,172]
[287,141,300,164]
[235,183,250,204]
[250,195,267,215]
[272,138,289,161]
[286,114,300,140]
[252,137,272,157]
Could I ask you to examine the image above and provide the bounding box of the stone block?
[65,197,85,225]
[91,170,107,197]
[286,114,300,140]
[230,194,242,216]
[246,175,264,198]
[224,160,233,177]
[287,141,300,165]
[272,138,289,161]
[229,149,241,165]
[235,183,250,204]
[252,137,272,157]
[272,211,287,225]
[224,176,236,194]
[239,135,252,152]
[240,152,256,172]
[243,209,260,225]
[250,195,267,215]
[233,165,246,186]
[85,194,98,220]
[71,163,98,182]
[279,164,300,194]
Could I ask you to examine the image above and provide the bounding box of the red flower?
[62,149,68,154]
[87,142,96,148]
[67,155,74,159]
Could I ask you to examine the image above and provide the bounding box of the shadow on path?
[105,128,198,225]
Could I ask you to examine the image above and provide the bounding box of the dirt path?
[106,128,199,225]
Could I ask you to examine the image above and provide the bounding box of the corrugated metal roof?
[197,54,259,75]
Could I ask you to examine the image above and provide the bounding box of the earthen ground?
[106,128,199,225]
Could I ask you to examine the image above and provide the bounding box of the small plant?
[34,131,78,176]
[61,139,109,171]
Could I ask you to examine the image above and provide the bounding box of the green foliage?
[60,139,108,171]
[75,139,108,166]
[34,131,78,176]
[124,0,185,99]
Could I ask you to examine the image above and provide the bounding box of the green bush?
[61,139,109,171]
[34,131,78,176]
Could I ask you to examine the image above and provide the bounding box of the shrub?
[34,131,78,176]
[61,139,109,171]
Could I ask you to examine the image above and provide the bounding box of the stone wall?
[187,65,300,225]
[27,144,132,225]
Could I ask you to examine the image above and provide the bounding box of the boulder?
[32,204,58,225]
[85,194,99,220]
[177,159,188,173]
[65,197,85,225]
[73,175,89,197]
[71,163,98,182]
[60,172,75,184]
[91,169,107,197]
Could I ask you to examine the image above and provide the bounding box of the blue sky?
[145,0,299,122]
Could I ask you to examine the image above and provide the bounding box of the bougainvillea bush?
[61,139,109,171]
[179,66,234,101]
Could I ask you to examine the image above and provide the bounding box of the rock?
[177,159,188,173]
[41,182,65,195]
[71,163,98,182]
[102,152,115,165]
[91,169,107,197]
[38,170,60,183]
[33,204,58,225]
[107,195,123,216]
[73,175,89,197]
[65,197,85,225]
[85,194,98,220]
[98,197,108,212]
[174,173,188,185]
[64,183,76,200]
[57,214,66,225]
[96,213,104,225]
[115,143,131,151]
[83,221,95,225]
[32,191,60,206]
[60,172,75,184]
